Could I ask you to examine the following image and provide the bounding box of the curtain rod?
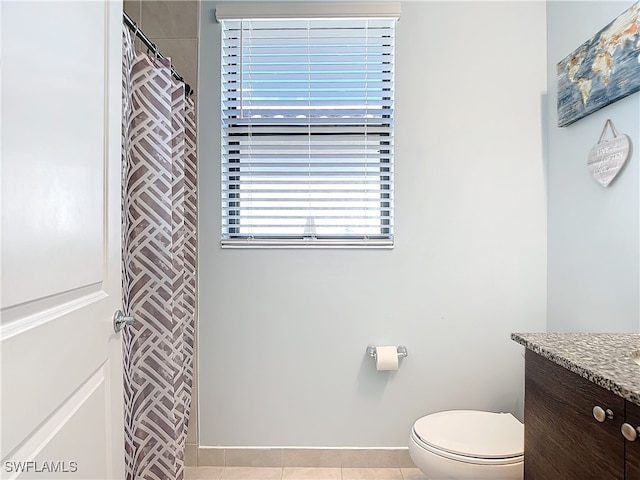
[123,11,193,96]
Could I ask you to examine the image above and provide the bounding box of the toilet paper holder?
[366,345,408,359]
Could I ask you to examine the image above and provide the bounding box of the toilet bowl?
[408,410,523,480]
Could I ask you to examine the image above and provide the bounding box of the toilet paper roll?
[376,346,399,371]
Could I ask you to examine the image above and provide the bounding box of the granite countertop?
[511,333,640,406]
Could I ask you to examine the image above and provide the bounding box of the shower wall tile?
[151,38,198,92]
[123,0,144,51]
[141,1,199,39]
[124,0,141,24]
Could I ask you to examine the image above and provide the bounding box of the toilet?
[409,410,524,480]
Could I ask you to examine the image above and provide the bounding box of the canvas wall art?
[557,2,640,127]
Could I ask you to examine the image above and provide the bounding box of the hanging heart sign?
[587,119,631,188]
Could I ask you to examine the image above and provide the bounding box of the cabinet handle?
[592,405,614,422]
[622,423,639,442]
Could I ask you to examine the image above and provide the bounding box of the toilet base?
[409,434,523,480]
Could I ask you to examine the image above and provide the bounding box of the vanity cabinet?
[524,350,635,479]
[627,401,640,480]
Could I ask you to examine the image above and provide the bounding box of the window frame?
[218,5,399,248]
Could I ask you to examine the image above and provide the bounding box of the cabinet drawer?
[525,350,625,480]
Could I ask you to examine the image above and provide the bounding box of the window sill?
[220,238,394,249]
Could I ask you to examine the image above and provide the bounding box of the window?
[220,7,398,248]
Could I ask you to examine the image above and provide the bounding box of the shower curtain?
[121,28,197,480]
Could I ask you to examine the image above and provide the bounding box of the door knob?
[113,310,135,333]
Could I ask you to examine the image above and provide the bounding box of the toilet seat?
[412,410,523,466]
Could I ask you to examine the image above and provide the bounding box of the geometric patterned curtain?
[121,28,197,480]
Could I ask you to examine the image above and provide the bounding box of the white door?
[1,1,125,479]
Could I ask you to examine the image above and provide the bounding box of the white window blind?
[221,16,396,247]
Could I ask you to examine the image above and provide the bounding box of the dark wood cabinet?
[626,401,640,480]
[524,350,625,479]
[524,350,640,479]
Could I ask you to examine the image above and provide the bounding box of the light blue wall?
[197,1,547,447]
[546,1,640,333]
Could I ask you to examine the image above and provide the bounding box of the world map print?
[557,2,640,127]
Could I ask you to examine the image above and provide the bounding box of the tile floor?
[185,467,429,480]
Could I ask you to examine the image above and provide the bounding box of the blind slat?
[221,17,395,246]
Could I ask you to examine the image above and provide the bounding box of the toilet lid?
[413,410,523,459]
